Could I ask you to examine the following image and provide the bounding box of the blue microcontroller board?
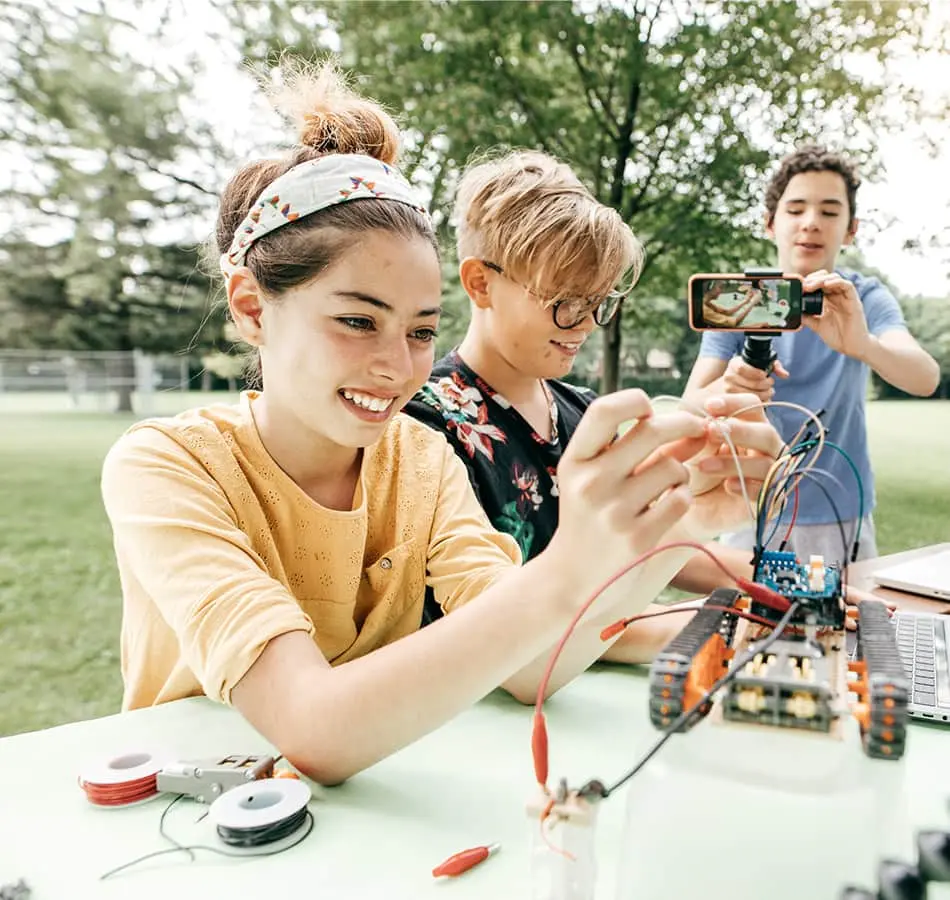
[752,550,844,627]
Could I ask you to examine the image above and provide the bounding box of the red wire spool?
[79,750,166,807]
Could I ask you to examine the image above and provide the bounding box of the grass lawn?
[1,396,948,737]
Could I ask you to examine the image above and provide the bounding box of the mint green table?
[1,664,948,899]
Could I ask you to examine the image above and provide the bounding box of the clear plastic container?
[528,791,599,900]
[614,714,910,900]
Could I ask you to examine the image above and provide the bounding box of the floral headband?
[223,153,429,270]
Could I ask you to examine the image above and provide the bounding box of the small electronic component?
[808,554,826,592]
[156,754,275,804]
[752,550,844,628]
[432,843,501,878]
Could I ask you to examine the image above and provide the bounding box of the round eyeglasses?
[482,261,626,330]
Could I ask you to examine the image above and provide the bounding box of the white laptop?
[871,550,950,602]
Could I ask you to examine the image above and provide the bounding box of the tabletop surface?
[2,545,949,900]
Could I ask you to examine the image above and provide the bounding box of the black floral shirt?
[404,350,595,622]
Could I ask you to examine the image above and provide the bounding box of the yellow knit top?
[101,392,520,709]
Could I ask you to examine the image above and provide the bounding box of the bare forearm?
[502,545,698,702]
[858,336,940,397]
[239,556,581,785]
[671,542,753,594]
[683,376,724,408]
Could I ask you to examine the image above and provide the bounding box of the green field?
[1,396,948,737]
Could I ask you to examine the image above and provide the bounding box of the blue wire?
[788,439,865,543]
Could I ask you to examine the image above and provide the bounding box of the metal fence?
[0,349,204,414]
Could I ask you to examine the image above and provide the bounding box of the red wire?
[599,603,782,642]
[531,540,791,791]
[79,773,159,806]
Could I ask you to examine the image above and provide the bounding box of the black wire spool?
[216,805,310,848]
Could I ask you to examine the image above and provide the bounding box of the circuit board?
[751,549,844,628]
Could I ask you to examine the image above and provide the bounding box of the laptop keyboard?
[894,613,950,711]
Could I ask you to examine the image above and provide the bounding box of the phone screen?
[689,275,804,331]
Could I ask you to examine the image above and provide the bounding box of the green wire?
[789,439,865,545]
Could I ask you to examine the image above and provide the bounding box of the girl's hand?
[676,394,783,538]
[549,389,708,599]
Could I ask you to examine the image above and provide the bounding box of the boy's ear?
[227,269,266,346]
[459,257,493,310]
[842,217,859,247]
[764,214,775,240]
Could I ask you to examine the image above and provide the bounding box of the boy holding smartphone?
[684,144,939,562]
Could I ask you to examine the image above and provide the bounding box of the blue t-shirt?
[697,270,907,525]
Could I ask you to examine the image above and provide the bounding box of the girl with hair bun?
[101,61,781,784]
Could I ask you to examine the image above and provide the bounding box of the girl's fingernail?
[700,458,724,472]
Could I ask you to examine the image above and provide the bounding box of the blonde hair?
[455,150,643,302]
[214,59,436,386]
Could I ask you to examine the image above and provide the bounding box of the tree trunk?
[602,317,622,394]
[115,353,135,413]
[600,21,643,396]
[114,297,134,413]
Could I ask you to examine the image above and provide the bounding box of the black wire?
[582,601,801,800]
[217,806,309,847]
[768,408,827,466]
[754,409,828,542]
[751,444,825,572]
[757,467,848,559]
[157,793,196,860]
[758,467,851,567]
[99,794,314,880]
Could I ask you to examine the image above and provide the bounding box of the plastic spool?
[208,778,312,852]
[79,750,167,807]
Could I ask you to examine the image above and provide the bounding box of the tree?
[230,0,935,392]
[0,0,227,410]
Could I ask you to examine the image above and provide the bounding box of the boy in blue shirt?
[684,145,939,562]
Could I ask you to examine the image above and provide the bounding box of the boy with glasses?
[404,150,762,658]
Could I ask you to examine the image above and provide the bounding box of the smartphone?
[688,273,805,332]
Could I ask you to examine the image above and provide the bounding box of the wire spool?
[208,778,312,851]
[79,750,166,807]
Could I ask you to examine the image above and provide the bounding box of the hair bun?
[269,59,400,165]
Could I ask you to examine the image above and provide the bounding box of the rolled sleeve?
[101,427,314,704]
[859,277,908,338]
[425,442,521,614]
[698,331,743,361]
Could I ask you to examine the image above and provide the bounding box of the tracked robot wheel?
[648,589,739,731]
[853,600,909,762]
